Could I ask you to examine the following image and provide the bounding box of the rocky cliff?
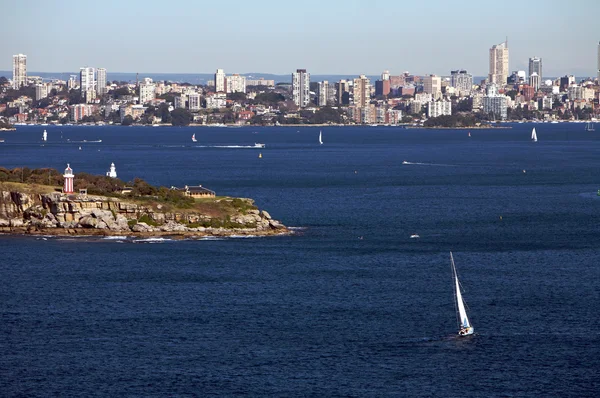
[0,190,288,237]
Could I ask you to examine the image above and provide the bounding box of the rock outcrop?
[0,190,288,237]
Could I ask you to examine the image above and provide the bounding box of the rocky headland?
[0,186,289,239]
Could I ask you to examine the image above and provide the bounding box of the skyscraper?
[423,74,442,97]
[529,72,540,91]
[80,67,96,103]
[215,69,225,92]
[317,81,330,106]
[96,68,107,96]
[352,75,371,108]
[12,54,27,89]
[226,74,246,94]
[528,57,542,80]
[450,70,473,96]
[489,40,509,86]
[292,69,310,108]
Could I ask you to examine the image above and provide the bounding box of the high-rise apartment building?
[336,80,350,105]
[215,69,226,92]
[489,40,509,86]
[450,70,473,96]
[80,67,96,103]
[226,74,246,94]
[292,69,310,108]
[139,78,156,104]
[317,81,330,106]
[96,68,107,96]
[381,70,390,81]
[597,41,600,81]
[12,54,27,89]
[35,83,49,101]
[352,75,371,108]
[423,74,442,97]
[528,57,542,80]
[483,84,509,120]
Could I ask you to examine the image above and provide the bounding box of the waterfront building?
[292,69,310,108]
[427,99,452,118]
[139,78,156,104]
[482,84,509,120]
[352,75,371,108]
[489,40,509,86]
[71,104,93,121]
[96,68,107,96]
[12,54,27,90]
[317,81,330,106]
[215,69,225,92]
[529,73,540,92]
[450,70,473,96]
[206,93,227,109]
[226,74,246,94]
[63,164,74,194]
[528,57,542,80]
[423,75,442,98]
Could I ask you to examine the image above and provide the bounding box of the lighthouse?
[63,164,74,194]
[106,162,117,178]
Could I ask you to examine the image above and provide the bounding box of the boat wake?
[402,161,455,167]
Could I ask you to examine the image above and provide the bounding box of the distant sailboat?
[450,252,474,336]
[531,127,538,142]
[468,131,471,137]
[42,129,47,141]
[258,153,262,159]
[585,122,595,132]
[319,130,323,145]
[192,133,197,142]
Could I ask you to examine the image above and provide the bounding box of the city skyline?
[1,0,599,76]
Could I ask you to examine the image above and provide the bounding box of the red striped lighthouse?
[63,164,74,194]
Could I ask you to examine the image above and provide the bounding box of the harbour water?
[1,124,599,396]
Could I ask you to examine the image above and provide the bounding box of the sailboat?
[450,252,474,336]
[42,129,47,141]
[192,133,197,142]
[585,122,595,132]
[531,127,538,142]
[468,132,471,137]
[319,130,323,145]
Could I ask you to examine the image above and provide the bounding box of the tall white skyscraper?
[96,68,107,96]
[528,57,542,80]
[12,54,27,89]
[226,74,246,93]
[80,67,96,103]
[317,81,330,106]
[292,69,310,108]
[529,72,540,91]
[139,78,156,104]
[215,69,225,92]
[489,40,509,86]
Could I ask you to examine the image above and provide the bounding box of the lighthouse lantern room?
[63,164,74,194]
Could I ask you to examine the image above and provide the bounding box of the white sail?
[42,130,47,141]
[319,130,323,145]
[451,252,473,335]
[531,128,537,142]
[192,133,197,142]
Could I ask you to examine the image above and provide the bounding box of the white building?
[483,84,509,120]
[215,69,225,92]
[12,54,27,89]
[35,83,49,101]
[450,70,473,96]
[139,78,156,104]
[489,40,509,86]
[206,93,227,109]
[529,72,540,91]
[317,81,330,106]
[427,100,452,118]
[96,68,107,96]
[226,74,246,94]
[188,92,201,110]
[106,163,117,178]
[292,69,310,108]
[352,75,371,108]
[80,67,96,103]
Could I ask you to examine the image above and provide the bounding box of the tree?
[121,115,134,126]
[227,92,246,101]
[158,103,172,123]
[68,89,84,105]
[171,108,191,126]
[0,76,8,85]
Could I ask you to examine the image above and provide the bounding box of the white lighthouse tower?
[106,162,117,178]
[63,164,74,193]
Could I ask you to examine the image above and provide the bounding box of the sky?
[1,0,599,77]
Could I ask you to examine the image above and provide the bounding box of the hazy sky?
[1,0,599,76]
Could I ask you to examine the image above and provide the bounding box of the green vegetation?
[424,114,483,128]
[253,92,285,106]
[171,108,191,126]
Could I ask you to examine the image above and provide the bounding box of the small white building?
[106,162,117,178]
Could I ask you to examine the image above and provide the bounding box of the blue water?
[1,124,600,396]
